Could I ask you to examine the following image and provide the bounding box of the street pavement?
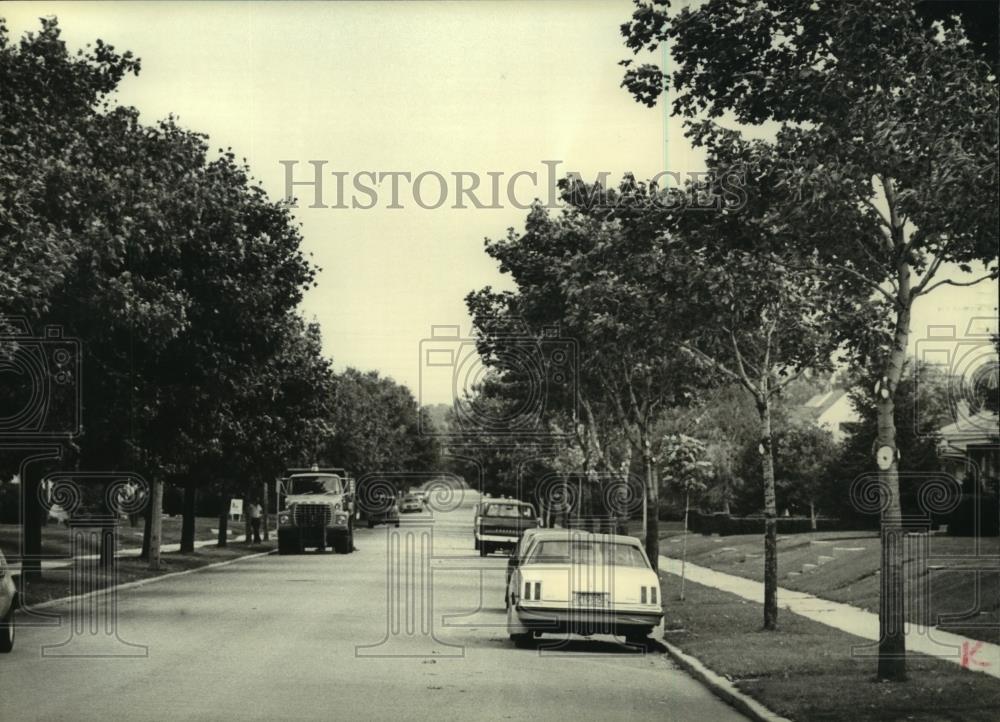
[0,497,747,721]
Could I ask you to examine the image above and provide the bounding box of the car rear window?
[525,540,649,568]
[484,503,534,518]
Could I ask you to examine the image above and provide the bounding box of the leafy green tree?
[774,419,838,529]
[325,368,441,481]
[621,0,998,679]
[468,201,699,567]
[660,433,711,600]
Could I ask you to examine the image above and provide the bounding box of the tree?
[468,200,700,567]
[2,18,324,573]
[774,419,838,529]
[660,433,711,600]
[621,0,998,679]
[325,368,441,479]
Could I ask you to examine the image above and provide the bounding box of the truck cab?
[277,468,355,555]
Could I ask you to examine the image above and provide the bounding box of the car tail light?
[641,586,647,604]
[651,586,658,605]
[522,581,542,601]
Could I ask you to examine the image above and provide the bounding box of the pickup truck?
[476,500,539,557]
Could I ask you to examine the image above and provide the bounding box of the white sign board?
[230,498,244,519]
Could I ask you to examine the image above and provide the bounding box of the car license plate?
[573,592,608,608]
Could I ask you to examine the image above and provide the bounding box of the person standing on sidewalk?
[248,501,263,543]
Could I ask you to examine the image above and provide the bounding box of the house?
[799,388,860,443]
[937,406,1000,492]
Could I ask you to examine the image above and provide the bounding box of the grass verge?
[18,542,274,607]
[659,571,1000,722]
[657,529,999,645]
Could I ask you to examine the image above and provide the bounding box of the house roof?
[798,388,851,420]
[938,410,1000,452]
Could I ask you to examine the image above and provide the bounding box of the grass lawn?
[17,542,274,607]
[0,514,275,560]
[657,528,1000,645]
[660,573,1000,722]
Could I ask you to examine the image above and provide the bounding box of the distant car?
[472,502,482,551]
[506,530,662,647]
[476,500,539,557]
[366,499,400,528]
[0,549,16,653]
[400,494,423,514]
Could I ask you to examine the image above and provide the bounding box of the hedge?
[688,511,877,536]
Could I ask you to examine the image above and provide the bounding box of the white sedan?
[0,549,16,653]
[506,530,662,647]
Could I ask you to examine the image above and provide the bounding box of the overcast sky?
[5,2,996,405]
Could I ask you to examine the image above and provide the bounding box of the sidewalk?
[9,535,247,575]
[660,555,999,679]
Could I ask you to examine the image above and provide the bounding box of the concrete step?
[786,571,802,578]
[802,563,818,573]
[833,547,866,553]
[817,555,835,565]
[809,539,833,546]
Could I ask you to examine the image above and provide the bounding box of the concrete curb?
[661,637,794,722]
[28,548,275,611]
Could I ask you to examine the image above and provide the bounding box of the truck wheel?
[334,532,353,554]
[278,531,297,555]
[0,600,15,653]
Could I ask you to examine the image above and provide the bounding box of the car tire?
[479,543,488,557]
[367,520,375,529]
[625,630,651,647]
[333,532,353,554]
[474,538,480,552]
[394,521,400,528]
[507,604,531,647]
[0,600,15,653]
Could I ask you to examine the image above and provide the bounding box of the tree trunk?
[809,500,817,531]
[876,353,909,680]
[140,494,152,560]
[22,473,44,582]
[98,484,115,569]
[147,479,163,571]
[261,481,270,541]
[759,398,779,631]
[680,489,689,601]
[217,495,230,547]
[876,257,912,682]
[180,477,197,553]
[643,451,659,572]
[244,492,253,543]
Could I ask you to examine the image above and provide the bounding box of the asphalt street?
[0,494,747,721]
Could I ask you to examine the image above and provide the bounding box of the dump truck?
[276,467,355,554]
